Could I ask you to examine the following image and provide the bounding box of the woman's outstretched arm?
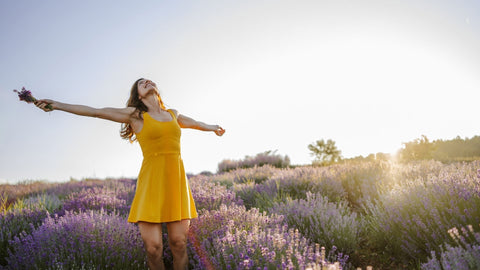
[172,109,225,136]
[35,99,135,123]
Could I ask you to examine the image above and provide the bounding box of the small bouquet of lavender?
[13,87,53,110]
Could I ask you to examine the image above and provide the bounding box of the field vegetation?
[1,159,479,269]
[1,135,480,269]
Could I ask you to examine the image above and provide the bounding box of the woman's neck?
[142,94,163,113]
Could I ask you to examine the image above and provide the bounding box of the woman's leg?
[138,221,165,270]
[166,219,190,270]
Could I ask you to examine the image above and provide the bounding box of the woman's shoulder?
[125,106,137,113]
[168,108,179,118]
[126,106,144,119]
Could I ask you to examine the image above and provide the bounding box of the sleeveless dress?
[127,109,198,223]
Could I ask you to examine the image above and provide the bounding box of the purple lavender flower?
[62,185,131,216]
[365,160,480,267]
[5,210,147,269]
[13,87,36,103]
[0,208,49,266]
[421,224,480,270]
[13,87,52,110]
[188,204,347,269]
[270,192,362,256]
[189,175,243,211]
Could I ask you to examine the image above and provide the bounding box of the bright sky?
[1,0,479,183]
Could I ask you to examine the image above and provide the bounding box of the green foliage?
[399,135,480,162]
[308,139,342,165]
[333,160,395,212]
[233,180,293,213]
[210,165,280,189]
[432,135,480,162]
[13,193,62,213]
[399,135,436,161]
[271,192,363,256]
[344,152,391,162]
[217,150,290,173]
[1,193,10,213]
[364,162,480,267]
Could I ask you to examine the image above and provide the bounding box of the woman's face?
[137,79,158,99]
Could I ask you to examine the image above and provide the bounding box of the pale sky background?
[1,0,479,184]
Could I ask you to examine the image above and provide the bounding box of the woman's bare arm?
[35,99,135,123]
[172,109,225,136]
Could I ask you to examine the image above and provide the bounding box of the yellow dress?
[127,109,198,223]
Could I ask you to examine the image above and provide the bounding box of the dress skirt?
[127,153,198,223]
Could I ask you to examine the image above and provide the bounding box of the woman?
[35,78,225,270]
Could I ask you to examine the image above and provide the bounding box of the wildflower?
[13,87,52,110]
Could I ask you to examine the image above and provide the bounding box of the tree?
[217,150,290,172]
[308,139,342,166]
[399,135,436,161]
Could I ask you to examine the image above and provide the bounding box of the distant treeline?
[215,136,480,173]
[399,135,480,162]
[217,150,290,173]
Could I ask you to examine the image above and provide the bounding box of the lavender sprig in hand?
[13,87,53,110]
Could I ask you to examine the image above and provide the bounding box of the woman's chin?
[146,88,158,95]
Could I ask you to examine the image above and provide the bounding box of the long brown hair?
[120,78,167,143]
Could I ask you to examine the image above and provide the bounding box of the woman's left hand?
[214,126,225,136]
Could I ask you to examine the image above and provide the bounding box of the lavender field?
[1,160,480,269]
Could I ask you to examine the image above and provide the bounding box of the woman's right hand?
[34,99,56,112]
